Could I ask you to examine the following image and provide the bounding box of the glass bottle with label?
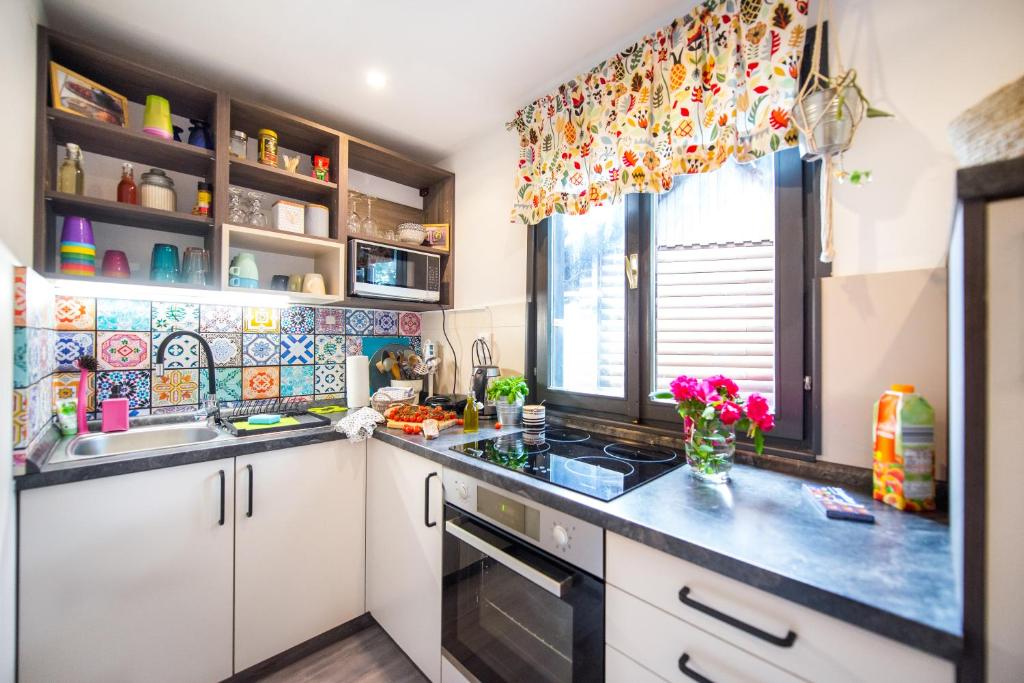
[58,143,84,195]
[463,393,479,433]
[116,163,137,204]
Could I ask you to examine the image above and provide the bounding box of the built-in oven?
[441,469,604,683]
[349,239,441,302]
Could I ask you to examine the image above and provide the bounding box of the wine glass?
[362,196,379,237]
[247,191,267,227]
[228,186,247,224]
[347,192,362,234]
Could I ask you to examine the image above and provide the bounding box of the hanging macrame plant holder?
[791,0,889,264]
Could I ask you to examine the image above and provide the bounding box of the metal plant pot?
[494,397,524,426]
[794,86,863,160]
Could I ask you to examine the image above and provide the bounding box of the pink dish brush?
[75,354,97,434]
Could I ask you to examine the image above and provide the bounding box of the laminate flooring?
[257,624,429,682]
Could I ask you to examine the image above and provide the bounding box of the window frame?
[528,148,825,455]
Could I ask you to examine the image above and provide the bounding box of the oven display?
[477,487,541,541]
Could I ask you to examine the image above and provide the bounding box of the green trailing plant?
[487,375,529,405]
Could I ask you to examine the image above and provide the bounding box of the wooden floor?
[257,623,429,682]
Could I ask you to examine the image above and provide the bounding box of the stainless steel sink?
[66,424,222,459]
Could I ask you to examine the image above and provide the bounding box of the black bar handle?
[679,586,797,648]
[246,464,254,518]
[218,469,225,526]
[678,654,714,683]
[424,472,438,528]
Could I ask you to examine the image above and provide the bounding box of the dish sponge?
[247,414,282,425]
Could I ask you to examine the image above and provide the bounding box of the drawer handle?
[678,654,714,683]
[424,472,438,528]
[678,586,797,648]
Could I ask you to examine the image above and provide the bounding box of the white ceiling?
[41,0,686,163]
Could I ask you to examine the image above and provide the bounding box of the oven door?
[442,504,604,683]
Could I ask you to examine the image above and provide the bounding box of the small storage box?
[272,199,305,234]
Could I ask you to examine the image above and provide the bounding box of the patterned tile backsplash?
[12,267,423,470]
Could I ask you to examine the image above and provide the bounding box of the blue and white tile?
[151,331,200,368]
[282,306,315,335]
[242,333,279,366]
[201,333,242,366]
[200,304,242,332]
[361,336,414,364]
[315,307,346,334]
[96,370,151,410]
[152,302,200,331]
[97,298,151,331]
[13,328,28,388]
[373,310,399,336]
[344,308,373,336]
[409,336,423,357]
[280,334,314,365]
[345,335,363,357]
[314,334,346,364]
[281,365,314,397]
[200,366,243,403]
[314,363,345,395]
[55,331,95,372]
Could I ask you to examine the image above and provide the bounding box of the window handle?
[625,253,639,289]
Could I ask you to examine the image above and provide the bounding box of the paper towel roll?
[346,355,370,408]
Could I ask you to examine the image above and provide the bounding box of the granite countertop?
[16,417,962,661]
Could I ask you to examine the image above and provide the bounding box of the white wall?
[423,0,1024,471]
[0,0,41,677]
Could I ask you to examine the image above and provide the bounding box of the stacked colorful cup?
[60,216,96,277]
[522,404,546,445]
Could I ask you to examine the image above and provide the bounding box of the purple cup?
[101,250,131,278]
[60,216,95,246]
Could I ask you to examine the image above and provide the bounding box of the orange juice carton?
[872,384,935,511]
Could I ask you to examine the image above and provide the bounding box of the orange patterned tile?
[242,366,280,400]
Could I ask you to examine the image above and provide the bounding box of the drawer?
[607,533,955,683]
[606,645,666,683]
[607,585,804,683]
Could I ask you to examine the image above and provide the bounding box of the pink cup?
[101,250,131,278]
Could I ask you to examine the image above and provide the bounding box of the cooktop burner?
[450,429,685,501]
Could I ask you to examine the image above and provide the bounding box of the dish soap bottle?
[101,383,130,433]
[463,393,479,434]
[117,162,137,204]
[58,143,85,195]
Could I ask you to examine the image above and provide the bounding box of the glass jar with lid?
[229,130,248,159]
[140,168,177,212]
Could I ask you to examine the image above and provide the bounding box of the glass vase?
[684,422,735,484]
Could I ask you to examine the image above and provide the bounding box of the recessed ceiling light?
[366,70,387,89]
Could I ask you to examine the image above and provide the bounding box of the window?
[530,148,819,450]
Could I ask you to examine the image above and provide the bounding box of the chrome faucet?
[154,330,221,427]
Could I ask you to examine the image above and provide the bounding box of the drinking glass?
[347,192,362,234]
[247,191,267,227]
[228,186,247,224]
[181,247,210,286]
[362,196,379,237]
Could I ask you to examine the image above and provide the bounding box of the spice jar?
[140,168,177,212]
[257,128,278,166]
[192,181,212,216]
[229,129,248,159]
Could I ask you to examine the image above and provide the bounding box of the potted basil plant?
[486,375,529,426]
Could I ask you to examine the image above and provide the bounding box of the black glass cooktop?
[450,428,685,501]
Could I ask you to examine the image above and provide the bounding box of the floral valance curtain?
[507,0,809,225]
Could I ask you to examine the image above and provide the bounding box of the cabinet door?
[366,439,443,682]
[19,460,234,683]
[234,441,367,672]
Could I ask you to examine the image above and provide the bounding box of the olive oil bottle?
[463,393,479,433]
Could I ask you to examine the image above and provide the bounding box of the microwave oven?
[349,239,441,303]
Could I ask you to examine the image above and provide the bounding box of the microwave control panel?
[426,258,440,292]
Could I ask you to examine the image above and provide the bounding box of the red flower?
[693,380,719,404]
[707,374,739,397]
[670,375,698,401]
[746,393,771,422]
[720,401,742,425]
[757,413,775,432]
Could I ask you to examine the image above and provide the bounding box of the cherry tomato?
[456,418,464,426]
[495,422,503,430]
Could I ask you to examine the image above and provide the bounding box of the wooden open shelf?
[344,232,449,256]
[48,108,214,177]
[46,191,212,236]
[221,223,344,300]
[42,272,217,290]
[229,157,338,203]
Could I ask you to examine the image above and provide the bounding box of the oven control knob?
[456,483,470,500]
[551,524,570,548]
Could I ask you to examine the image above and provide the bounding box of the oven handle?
[444,520,570,598]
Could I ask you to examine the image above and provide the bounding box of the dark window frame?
[527,148,826,456]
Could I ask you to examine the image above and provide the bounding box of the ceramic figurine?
[282,154,300,173]
[312,155,330,182]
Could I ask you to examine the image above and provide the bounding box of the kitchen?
[1,1,1022,682]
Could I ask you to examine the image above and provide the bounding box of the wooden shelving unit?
[344,231,448,256]
[34,26,455,308]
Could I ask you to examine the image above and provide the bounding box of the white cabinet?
[366,439,443,682]
[234,440,367,671]
[19,460,234,683]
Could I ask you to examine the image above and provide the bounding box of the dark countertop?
[16,418,962,661]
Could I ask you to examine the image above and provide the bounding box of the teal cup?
[150,243,180,282]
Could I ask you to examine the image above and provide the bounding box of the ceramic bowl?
[396,223,427,245]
